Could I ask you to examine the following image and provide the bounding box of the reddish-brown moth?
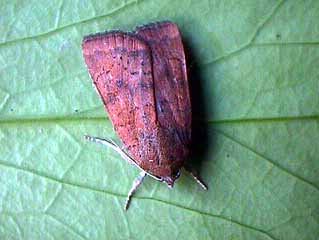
[82,21,207,210]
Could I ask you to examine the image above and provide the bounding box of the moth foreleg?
[125,171,147,210]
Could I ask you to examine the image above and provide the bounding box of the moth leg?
[84,135,135,165]
[184,166,208,190]
[125,171,147,210]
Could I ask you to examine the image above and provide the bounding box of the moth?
[82,21,207,210]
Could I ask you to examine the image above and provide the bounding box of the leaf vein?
[201,0,286,66]
[0,160,277,240]
[44,184,63,213]
[213,128,319,191]
[0,0,145,47]
[46,213,88,240]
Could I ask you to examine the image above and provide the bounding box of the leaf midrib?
[0,115,318,125]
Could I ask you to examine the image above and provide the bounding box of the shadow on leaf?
[183,36,217,180]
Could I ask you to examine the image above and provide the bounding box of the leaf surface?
[0,0,318,239]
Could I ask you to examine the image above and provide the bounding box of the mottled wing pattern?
[135,22,191,147]
[82,32,161,171]
[82,23,191,183]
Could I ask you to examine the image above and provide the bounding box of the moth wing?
[82,32,159,169]
[135,22,191,146]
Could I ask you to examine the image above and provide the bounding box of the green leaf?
[0,0,318,239]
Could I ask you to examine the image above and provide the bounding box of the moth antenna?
[84,135,118,149]
[84,135,162,181]
[84,135,135,165]
[190,172,208,190]
[125,171,147,210]
[184,167,208,190]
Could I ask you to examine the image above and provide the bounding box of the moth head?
[163,169,181,188]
